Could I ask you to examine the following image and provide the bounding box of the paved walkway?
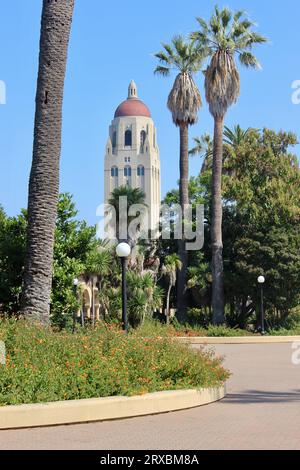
[1,343,300,450]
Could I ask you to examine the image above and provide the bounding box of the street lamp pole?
[121,257,128,333]
[257,276,266,335]
[116,242,131,333]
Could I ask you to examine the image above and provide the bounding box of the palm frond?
[247,32,268,45]
[233,10,246,22]
[195,16,209,32]
[220,8,232,29]
[167,72,202,126]
[161,43,175,59]
[190,30,208,45]
[154,51,171,64]
[205,50,240,118]
[239,51,261,69]
[189,133,213,158]
[154,65,171,76]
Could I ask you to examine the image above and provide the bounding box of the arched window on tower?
[124,166,132,187]
[111,166,118,189]
[140,130,147,154]
[125,130,132,147]
[137,165,145,190]
[112,131,117,153]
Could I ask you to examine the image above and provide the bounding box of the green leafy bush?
[0,319,229,406]
[268,327,300,336]
[136,319,255,337]
[205,325,253,337]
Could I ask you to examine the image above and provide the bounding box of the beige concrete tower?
[104,81,161,230]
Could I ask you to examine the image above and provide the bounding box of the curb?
[176,336,300,345]
[0,386,225,430]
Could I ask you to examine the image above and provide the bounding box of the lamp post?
[116,242,131,333]
[73,278,79,333]
[257,275,266,335]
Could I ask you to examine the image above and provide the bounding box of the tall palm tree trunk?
[211,116,225,324]
[177,123,189,322]
[22,0,75,324]
[166,282,172,324]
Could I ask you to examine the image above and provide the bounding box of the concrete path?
[1,343,300,450]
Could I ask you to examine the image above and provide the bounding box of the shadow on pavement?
[222,390,300,404]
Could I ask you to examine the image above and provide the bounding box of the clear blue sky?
[1,0,299,225]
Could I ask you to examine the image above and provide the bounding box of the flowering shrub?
[136,319,256,337]
[0,319,229,405]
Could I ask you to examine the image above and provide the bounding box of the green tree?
[126,271,163,327]
[154,35,205,321]
[190,125,256,174]
[223,125,256,148]
[108,186,146,242]
[192,7,267,324]
[0,209,27,314]
[164,128,300,329]
[51,193,99,328]
[162,254,182,323]
[0,194,102,329]
[85,248,114,324]
[189,133,213,173]
[22,0,75,324]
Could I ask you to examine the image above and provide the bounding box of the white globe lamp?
[116,242,131,258]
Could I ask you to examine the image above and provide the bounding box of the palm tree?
[21,0,75,324]
[154,35,205,322]
[224,125,256,148]
[86,248,113,325]
[108,186,146,242]
[189,133,213,173]
[192,7,267,324]
[162,254,182,324]
[190,126,256,172]
[126,271,163,327]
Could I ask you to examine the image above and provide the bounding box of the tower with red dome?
[104,80,161,230]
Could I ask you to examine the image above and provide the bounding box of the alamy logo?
[291,80,300,105]
[0,341,5,365]
[96,198,205,251]
[0,80,6,105]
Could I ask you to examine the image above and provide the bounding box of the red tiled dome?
[114,99,151,118]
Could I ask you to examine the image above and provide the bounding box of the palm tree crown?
[154,35,205,125]
[108,186,147,242]
[223,125,257,147]
[189,133,213,157]
[162,254,182,286]
[189,125,257,172]
[191,6,267,118]
[108,186,146,211]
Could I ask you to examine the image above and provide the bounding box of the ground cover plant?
[0,319,229,406]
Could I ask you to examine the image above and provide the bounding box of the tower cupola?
[128,80,138,99]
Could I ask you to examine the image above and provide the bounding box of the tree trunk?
[177,123,189,323]
[21,0,75,324]
[166,282,172,324]
[211,116,225,324]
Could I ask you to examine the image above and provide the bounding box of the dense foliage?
[0,194,162,329]
[0,319,229,405]
[163,128,300,328]
[1,129,300,332]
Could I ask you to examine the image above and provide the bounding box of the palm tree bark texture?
[211,116,225,324]
[177,123,189,321]
[22,0,75,324]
